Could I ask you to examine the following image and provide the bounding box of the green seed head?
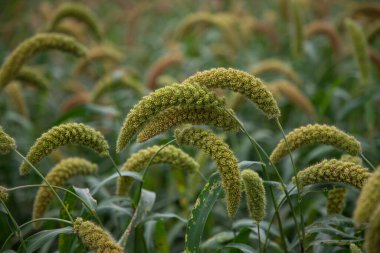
[0,186,8,202]
[183,68,281,119]
[73,217,123,253]
[354,167,380,225]
[175,126,241,217]
[116,83,225,152]
[350,243,363,253]
[20,123,109,176]
[0,126,16,154]
[270,124,362,164]
[294,159,371,189]
[15,67,49,91]
[137,106,239,143]
[364,205,380,253]
[116,145,198,195]
[91,70,145,102]
[241,170,266,222]
[48,3,102,41]
[32,158,98,227]
[345,18,370,86]
[0,33,87,88]
[327,187,347,214]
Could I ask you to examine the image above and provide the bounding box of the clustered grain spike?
[174,126,241,217]
[20,123,109,176]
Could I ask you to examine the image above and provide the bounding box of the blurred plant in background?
[1,0,380,252]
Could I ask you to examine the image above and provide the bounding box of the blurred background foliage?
[0,0,380,252]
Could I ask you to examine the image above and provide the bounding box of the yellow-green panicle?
[175,126,241,217]
[270,124,362,164]
[73,218,123,253]
[241,170,266,222]
[116,145,198,195]
[20,123,109,175]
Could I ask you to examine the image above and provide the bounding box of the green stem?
[0,218,72,251]
[360,153,376,171]
[264,186,297,251]
[107,153,123,177]
[0,199,27,251]
[275,119,305,252]
[7,184,102,226]
[257,222,262,253]
[14,149,74,223]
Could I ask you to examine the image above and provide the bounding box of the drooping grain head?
[137,106,240,143]
[327,187,347,214]
[116,83,225,152]
[146,52,183,90]
[116,145,198,195]
[354,167,380,225]
[91,70,145,102]
[345,18,370,86]
[0,126,17,155]
[341,154,363,165]
[304,21,342,59]
[268,80,316,118]
[350,243,363,253]
[294,159,371,189]
[48,3,102,41]
[251,59,301,84]
[5,82,28,118]
[73,218,123,253]
[32,158,98,228]
[20,123,109,176]
[364,204,380,253]
[0,186,8,202]
[0,33,87,88]
[16,67,49,91]
[182,68,281,119]
[270,124,362,164]
[174,126,241,217]
[241,170,266,222]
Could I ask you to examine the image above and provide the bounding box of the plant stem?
[107,153,122,177]
[8,184,102,226]
[0,199,27,251]
[118,139,176,246]
[360,153,376,171]
[275,119,305,252]
[0,217,72,251]
[13,149,74,223]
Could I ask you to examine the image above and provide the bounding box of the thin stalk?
[195,168,208,183]
[8,184,102,226]
[264,186,297,251]
[360,153,376,171]
[275,119,305,251]
[0,199,27,251]
[0,218,72,251]
[13,149,74,223]
[257,222,262,253]
[107,154,123,177]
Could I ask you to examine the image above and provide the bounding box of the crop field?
[1,0,380,252]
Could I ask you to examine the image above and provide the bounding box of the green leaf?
[184,173,223,253]
[72,187,97,212]
[238,161,264,170]
[145,213,187,223]
[229,228,251,253]
[218,243,257,253]
[21,227,73,253]
[91,171,142,195]
[144,219,170,253]
[121,189,156,249]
